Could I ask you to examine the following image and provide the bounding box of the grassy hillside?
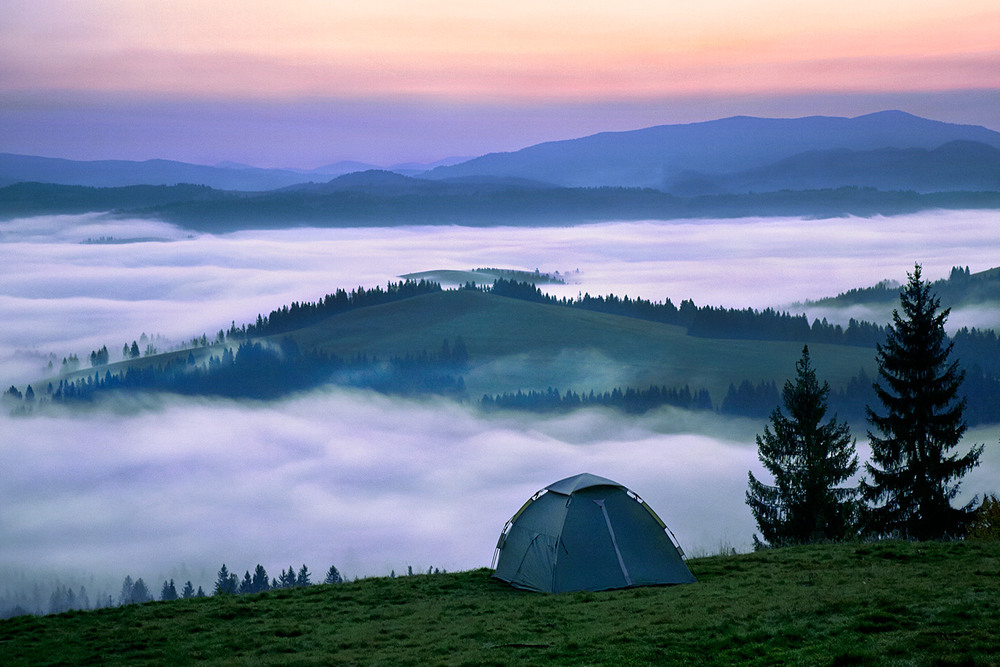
[278,289,875,400]
[3,540,997,666]
[48,288,876,407]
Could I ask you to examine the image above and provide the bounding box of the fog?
[2,210,999,603]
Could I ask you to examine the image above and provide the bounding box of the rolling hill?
[2,540,998,665]
[3,177,999,229]
[16,270,1000,424]
[275,288,874,402]
[39,285,876,417]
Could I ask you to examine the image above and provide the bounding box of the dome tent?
[492,473,696,593]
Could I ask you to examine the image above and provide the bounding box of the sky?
[2,0,999,166]
[2,212,999,605]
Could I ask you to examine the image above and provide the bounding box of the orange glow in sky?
[3,0,998,100]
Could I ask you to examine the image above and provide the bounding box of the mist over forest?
[2,210,1000,615]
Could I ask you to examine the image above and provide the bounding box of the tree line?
[7,272,1000,424]
[8,180,1000,230]
[241,279,442,338]
[22,337,468,405]
[485,277,888,347]
[480,384,713,414]
[1,560,455,619]
[747,266,994,547]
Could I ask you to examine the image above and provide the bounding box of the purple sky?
[2,90,1000,168]
[3,1,998,167]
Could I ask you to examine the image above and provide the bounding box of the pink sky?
[2,0,999,166]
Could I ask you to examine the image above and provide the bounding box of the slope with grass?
[37,285,875,412]
[274,288,875,401]
[2,540,997,666]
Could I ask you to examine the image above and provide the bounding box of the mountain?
[425,111,1000,190]
[0,153,321,191]
[667,141,1000,195]
[4,111,1000,195]
[0,154,476,191]
[3,111,1000,225]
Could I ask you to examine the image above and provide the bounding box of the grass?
[3,540,998,666]
[282,289,875,400]
[51,289,875,404]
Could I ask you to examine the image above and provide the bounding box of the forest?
[5,274,1000,424]
[3,559,394,618]
[3,179,1000,230]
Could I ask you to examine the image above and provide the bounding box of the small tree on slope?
[861,264,982,540]
[747,345,859,547]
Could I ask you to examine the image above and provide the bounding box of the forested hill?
[2,178,999,229]
[804,264,1000,309]
[8,274,1000,425]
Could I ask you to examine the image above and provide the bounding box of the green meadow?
[279,289,875,401]
[53,288,876,406]
[3,540,998,666]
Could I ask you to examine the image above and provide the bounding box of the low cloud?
[0,392,763,588]
[2,211,999,601]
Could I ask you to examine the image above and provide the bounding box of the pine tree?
[118,576,134,606]
[968,494,1000,539]
[297,564,311,587]
[251,564,270,593]
[160,579,178,601]
[181,581,195,599]
[324,565,343,585]
[214,564,237,595]
[130,578,152,604]
[238,571,253,595]
[861,265,983,539]
[747,345,859,547]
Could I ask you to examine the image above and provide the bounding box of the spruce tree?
[747,345,859,546]
[324,565,343,585]
[251,564,270,593]
[160,579,178,601]
[861,265,982,539]
[214,564,237,595]
[238,571,253,595]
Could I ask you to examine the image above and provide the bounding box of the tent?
[492,473,696,593]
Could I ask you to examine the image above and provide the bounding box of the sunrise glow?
[3,0,999,100]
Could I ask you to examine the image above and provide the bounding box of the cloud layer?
[2,211,999,596]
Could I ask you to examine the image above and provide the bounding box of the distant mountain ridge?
[2,111,999,224]
[667,140,1000,195]
[0,154,470,191]
[426,111,1000,190]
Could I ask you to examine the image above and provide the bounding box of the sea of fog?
[2,211,999,601]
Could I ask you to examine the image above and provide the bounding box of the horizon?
[2,1,998,167]
[4,107,1000,172]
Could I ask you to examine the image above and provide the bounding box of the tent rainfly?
[492,473,696,593]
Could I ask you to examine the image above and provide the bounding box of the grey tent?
[492,473,696,593]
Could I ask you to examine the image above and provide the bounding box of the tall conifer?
[861,265,982,539]
[747,345,859,546]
